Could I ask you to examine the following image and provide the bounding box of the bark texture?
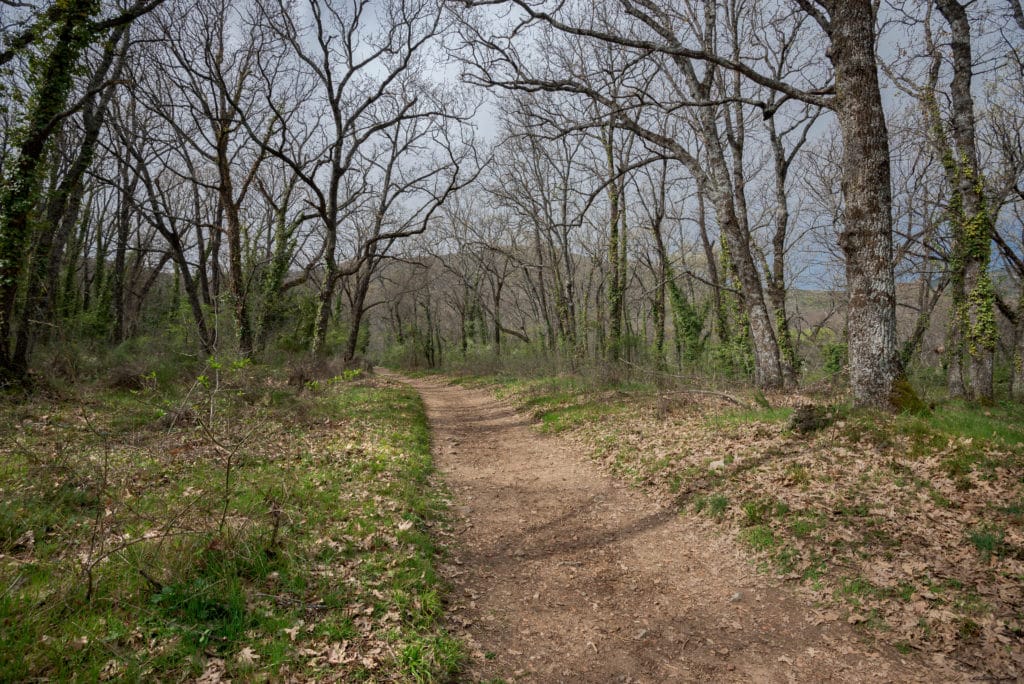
[828,0,903,407]
[936,0,995,402]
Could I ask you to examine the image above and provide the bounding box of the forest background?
[1,0,1024,680]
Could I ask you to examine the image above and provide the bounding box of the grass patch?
[837,577,880,605]
[774,545,800,573]
[998,497,1024,523]
[967,524,1007,561]
[452,371,639,435]
[788,513,821,539]
[740,525,777,551]
[785,463,811,487]
[912,401,1024,448]
[0,365,461,681]
[706,494,729,519]
[538,401,621,434]
[399,633,463,682]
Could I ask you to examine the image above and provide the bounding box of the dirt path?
[385,372,967,683]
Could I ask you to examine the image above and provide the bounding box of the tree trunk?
[492,278,504,357]
[936,0,995,402]
[767,118,799,389]
[0,0,99,381]
[652,235,667,367]
[110,207,128,343]
[1013,297,1024,400]
[919,25,968,397]
[343,260,375,364]
[257,198,296,348]
[829,0,903,408]
[603,126,624,361]
[312,277,336,356]
[686,64,782,388]
[195,224,213,307]
[700,163,783,389]
[696,187,729,347]
[210,204,223,301]
[217,149,254,357]
[62,210,88,318]
[311,214,339,355]
[131,150,214,354]
[43,29,125,326]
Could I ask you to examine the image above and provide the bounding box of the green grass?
[741,498,789,526]
[785,463,811,486]
[773,545,800,573]
[706,494,729,519]
[967,525,1007,561]
[789,516,819,538]
[910,401,1024,448]
[819,400,1024,464]
[998,497,1024,523]
[740,525,777,551]
[837,577,880,606]
[0,366,461,681]
[538,401,623,433]
[399,633,463,683]
[802,557,826,585]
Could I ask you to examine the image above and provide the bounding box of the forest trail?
[383,371,966,683]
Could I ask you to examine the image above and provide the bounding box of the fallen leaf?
[196,658,226,684]
[98,659,122,681]
[327,641,352,664]
[12,530,34,552]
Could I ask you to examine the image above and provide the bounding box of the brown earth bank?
[380,370,977,683]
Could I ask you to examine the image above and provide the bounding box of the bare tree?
[137,0,278,356]
[339,101,478,363]
[253,0,453,354]
[456,0,907,405]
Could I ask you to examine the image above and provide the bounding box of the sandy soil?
[385,371,972,683]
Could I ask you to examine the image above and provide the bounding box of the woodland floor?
[384,370,978,683]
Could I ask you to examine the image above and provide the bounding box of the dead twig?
[138,567,164,592]
[1,573,25,600]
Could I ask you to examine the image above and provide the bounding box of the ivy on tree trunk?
[0,0,101,382]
